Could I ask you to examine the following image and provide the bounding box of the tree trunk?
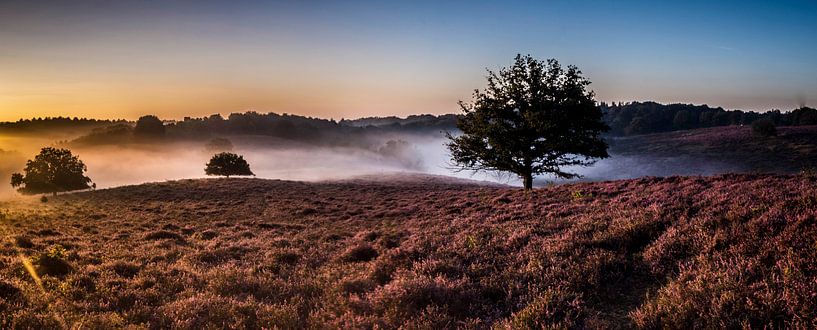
[522,173,533,190]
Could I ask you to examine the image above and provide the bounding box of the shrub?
[109,261,140,278]
[752,119,777,137]
[503,286,584,329]
[33,245,72,277]
[14,236,34,249]
[0,280,22,302]
[143,230,183,241]
[341,244,379,262]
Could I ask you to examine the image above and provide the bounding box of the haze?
[2,0,816,122]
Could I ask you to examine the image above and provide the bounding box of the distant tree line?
[0,117,121,134]
[68,112,459,147]
[5,102,816,143]
[603,101,817,136]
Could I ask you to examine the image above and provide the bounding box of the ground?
[0,173,816,329]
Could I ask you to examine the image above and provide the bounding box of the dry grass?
[0,174,816,328]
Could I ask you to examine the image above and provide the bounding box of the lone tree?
[10,147,93,195]
[205,152,254,177]
[134,115,165,137]
[447,54,609,190]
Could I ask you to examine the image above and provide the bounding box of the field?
[1,173,816,328]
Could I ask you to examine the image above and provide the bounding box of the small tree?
[11,147,93,195]
[134,115,165,137]
[752,119,777,137]
[447,54,608,189]
[205,152,254,177]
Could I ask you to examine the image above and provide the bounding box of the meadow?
[1,173,815,328]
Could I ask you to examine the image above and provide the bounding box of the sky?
[1,0,816,121]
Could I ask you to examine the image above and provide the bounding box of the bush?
[33,245,72,277]
[752,119,777,137]
[205,153,254,177]
[341,244,379,262]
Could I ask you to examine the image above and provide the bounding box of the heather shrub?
[195,230,219,240]
[341,244,379,262]
[13,236,33,249]
[0,279,23,307]
[502,286,584,329]
[338,276,374,295]
[159,293,265,329]
[33,245,72,277]
[642,226,695,275]
[109,261,140,278]
[191,246,250,265]
[206,267,285,302]
[369,272,472,325]
[143,230,183,241]
[273,250,301,265]
[631,250,817,329]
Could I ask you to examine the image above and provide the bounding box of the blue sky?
[1,0,815,120]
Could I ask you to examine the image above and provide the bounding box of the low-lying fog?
[0,133,742,198]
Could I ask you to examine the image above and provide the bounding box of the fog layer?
[0,129,780,197]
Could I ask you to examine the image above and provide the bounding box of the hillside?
[1,175,816,328]
[609,125,817,174]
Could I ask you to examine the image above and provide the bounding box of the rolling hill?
[1,174,816,328]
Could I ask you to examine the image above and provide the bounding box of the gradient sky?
[1,0,816,121]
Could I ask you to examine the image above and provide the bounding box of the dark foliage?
[447,54,609,189]
[0,116,119,135]
[10,147,92,195]
[205,153,254,177]
[752,119,777,137]
[72,123,133,145]
[604,101,817,136]
[33,246,72,277]
[134,115,165,137]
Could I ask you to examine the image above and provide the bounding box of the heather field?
[1,174,816,328]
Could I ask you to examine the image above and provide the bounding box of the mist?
[0,128,763,197]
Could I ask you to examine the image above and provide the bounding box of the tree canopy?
[134,115,165,137]
[447,54,608,189]
[205,152,254,177]
[10,147,93,195]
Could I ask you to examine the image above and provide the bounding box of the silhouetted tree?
[447,55,609,190]
[752,119,777,137]
[205,152,254,177]
[134,115,165,137]
[10,147,93,195]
